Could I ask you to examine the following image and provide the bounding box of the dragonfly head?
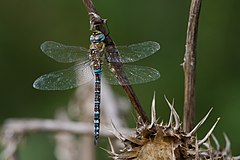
[90,30,105,43]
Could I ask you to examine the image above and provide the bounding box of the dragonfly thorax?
[89,42,105,61]
[89,31,105,62]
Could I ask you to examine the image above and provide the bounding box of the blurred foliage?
[0,0,240,159]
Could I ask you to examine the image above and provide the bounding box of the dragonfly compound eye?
[90,31,105,43]
[90,35,95,43]
[96,33,105,42]
[91,34,105,43]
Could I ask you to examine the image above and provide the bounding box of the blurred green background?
[0,0,240,159]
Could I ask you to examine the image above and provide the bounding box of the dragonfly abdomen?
[93,68,102,145]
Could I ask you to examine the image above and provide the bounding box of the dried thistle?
[105,94,239,160]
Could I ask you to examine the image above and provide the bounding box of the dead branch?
[183,0,202,132]
[0,118,132,160]
[1,119,131,136]
[82,0,150,124]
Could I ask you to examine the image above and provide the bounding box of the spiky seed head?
[106,95,237,160]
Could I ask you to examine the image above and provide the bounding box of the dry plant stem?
[183,0,202,132]
[1,119,132,160]
[54,112,81,160]
[2,119,131,136]
[82,0,150,124]
[83,0,97,14]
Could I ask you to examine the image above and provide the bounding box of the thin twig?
[1,119,131,136]
[83,0,97,14]
[183,0,202,132]
[82,0,150,124]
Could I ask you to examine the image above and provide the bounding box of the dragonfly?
[33,30,160,144]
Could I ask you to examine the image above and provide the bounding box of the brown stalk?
[82,0,149,124]
[183,0,202,132]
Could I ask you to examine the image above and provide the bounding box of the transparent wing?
[103,64,160,85]
[41,41,89,63]
[33,62,93,90]
[107,41,160,63]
